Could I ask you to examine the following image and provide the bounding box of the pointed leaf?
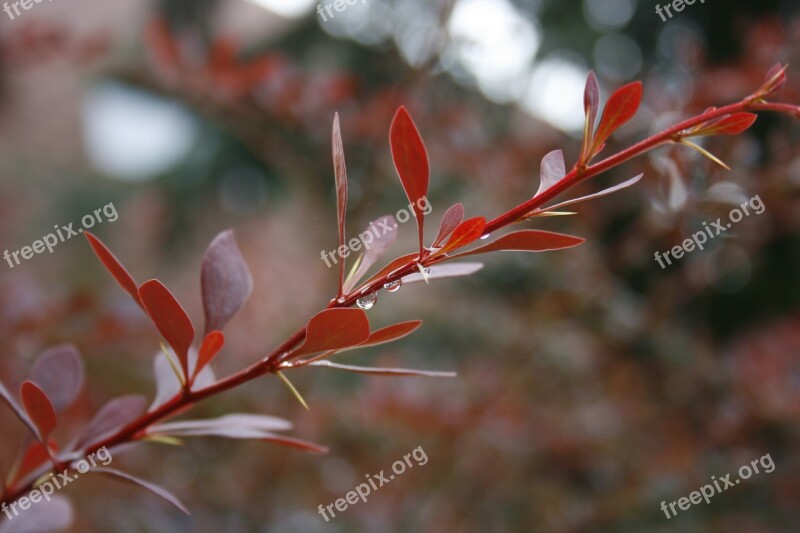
[20,381,57,442]
[289,308,370,358]
[139,280,195,380]
[75,395,147,450]
[593,81,643,150]
[0,379,39,439]
[390,107,430,253]
[584,71,600,134]
[149,414,292,435]
[308,320,424,362]
[150,349,215,411]
[402,263,484,284]
[0,495,73,533]
[10,441,51,487]
[537,150,567,196]
[433,217,486,257]
[30,344,85,413]
[581,71,600,162]
[354,320,423,349]
[448,230,585,259]
[255,434,329,454]
[194,331,224,380]
[201,230,254,335]
[309,360,456,378]
[758,63,787,98]
[85,232,143,309]
[89,467,189,514]
[332,113,349,297]
[432,203,465,248]
[543,174,643,211]
[343,215,399,293]
[358,252,418,289]
[688,113,758,137]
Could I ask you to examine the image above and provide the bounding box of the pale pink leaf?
[536,150,566,196]
[309,360,456,378]
[31,344,85,413]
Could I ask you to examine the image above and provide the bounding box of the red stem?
[2,96,797,508]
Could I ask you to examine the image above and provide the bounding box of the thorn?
[680,140,731,171]
[277,371,310,411]
[160,342,186,386]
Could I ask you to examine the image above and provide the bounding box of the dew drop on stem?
[384,280,402,292]
[356,292,377,309]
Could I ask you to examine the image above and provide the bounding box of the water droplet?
[384,280,402,292]
[356,293,377,310]
[480,234,491,240]
[422,268,431,276]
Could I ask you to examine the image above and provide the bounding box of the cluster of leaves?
[1,65,797,527]
[144,18,355,119]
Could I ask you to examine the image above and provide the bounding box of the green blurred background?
[1,0,799,531]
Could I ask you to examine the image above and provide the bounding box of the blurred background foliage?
[1,0,799,531]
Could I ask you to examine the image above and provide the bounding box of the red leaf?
[0,379,39,439]
[758,63,787,98]
[90,467,189,515]
[433,217,487,257]
[390,107,430,253]
[432,203,465,248]
[402,263,484,283]
[318,321,423,358]
[593,81,643,151]
[139,280,195,379]
[11,441,50,485]
[358,252,418,289]
[448,230,585,259]
[582,71,600,162]
[201,230,253,334]
[257,434,329,454]
[690,113,758,137]
[10,441,51,487]
[309,360,456,378]
[343,215,399,293]
[194,331,225,380]
[537,150,567,196]
[20,381,57,442]
[290,308,371,358]
[332,113,349,297]
[360,320,422,348]
[85,232,143,309]
[75,395,147,450]
[31,344,84,413]
[584,71,600,134]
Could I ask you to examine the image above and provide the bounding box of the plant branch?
[2,92,797,510]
